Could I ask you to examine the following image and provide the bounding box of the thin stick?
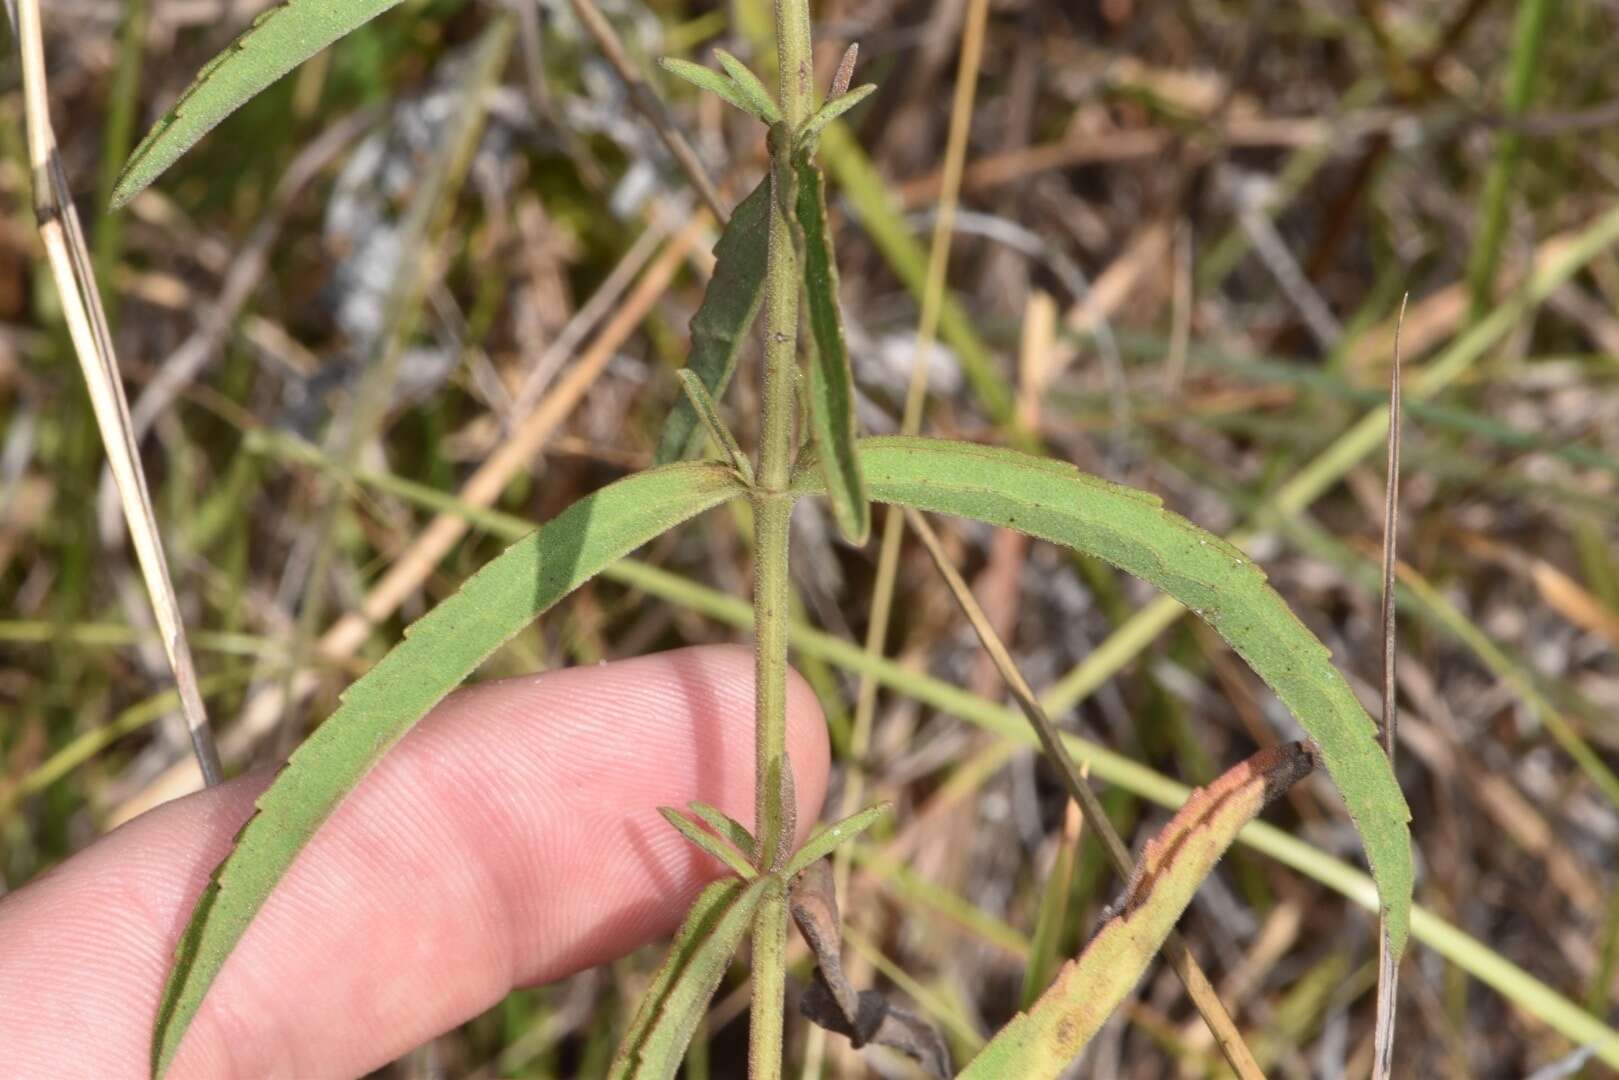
[567,0,729,224]
[14,0,221,785]
[1372,293,1407,1080]
[905,507,1267,1079]
[1378,297,1406,764]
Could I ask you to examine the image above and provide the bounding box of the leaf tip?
[830,43,860,99]
[109,151,159,211]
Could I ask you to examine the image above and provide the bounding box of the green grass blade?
[111,0,405,208]
[791,436,1414,959]
[782,801,890,878]
[608,876,769,1079]
[796,161,869,544]
[1464,0,1552,319]
[655,177,772,464]
[961,744,1318,1078]
[660,807,758,880]
[151,462,744,1077]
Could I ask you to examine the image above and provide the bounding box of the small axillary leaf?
[657,51,781,125]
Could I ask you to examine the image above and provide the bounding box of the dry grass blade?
[13,0,221,786]
[902,507,1266,1079]
[1372,295,1407,1080]
[1380,296,1406,764]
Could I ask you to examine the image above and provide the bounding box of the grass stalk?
[1464,0,1552,320]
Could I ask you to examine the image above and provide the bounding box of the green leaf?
[796,84,876,153]
[112,0,406,208]
[688,801,757,861]
[783,802,890,878]
[655,177,772,464]
[659,806,757,880]
[657,57,774,123]
[791,436,1414,958]
[816,124,1015,425]
[711,49,782,124]
[960,744,1319,1078]
[151,462,744,1077]
[676,370,753,485]
[608,876,770,1079]
[795,162,870,544]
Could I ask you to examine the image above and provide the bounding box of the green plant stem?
[747,878,791,1077]
[748,3,815,1076]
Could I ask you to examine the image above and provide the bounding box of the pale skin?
[0,646,830,1078]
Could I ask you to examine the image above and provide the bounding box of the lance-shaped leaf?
[608,876,769,1080]
[791,437,1414,956]
[796,84,876,155]
[660,806,757,880]
[112,0,406,207]
[711,49,782,124]
[688,801,756,862]
[151,462,744,1077]
[783,802,890,878]
[655,178,772,464]
[961,743,1320,1078]
[676,370,753,485]
[657,57,777,124]
[796,162,870,544]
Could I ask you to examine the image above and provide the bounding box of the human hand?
[0,646,829,1078]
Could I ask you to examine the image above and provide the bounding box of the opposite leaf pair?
[659,44,874,154]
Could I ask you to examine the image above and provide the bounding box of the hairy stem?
[750,2,815,1076]
[747,877,792,1078]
